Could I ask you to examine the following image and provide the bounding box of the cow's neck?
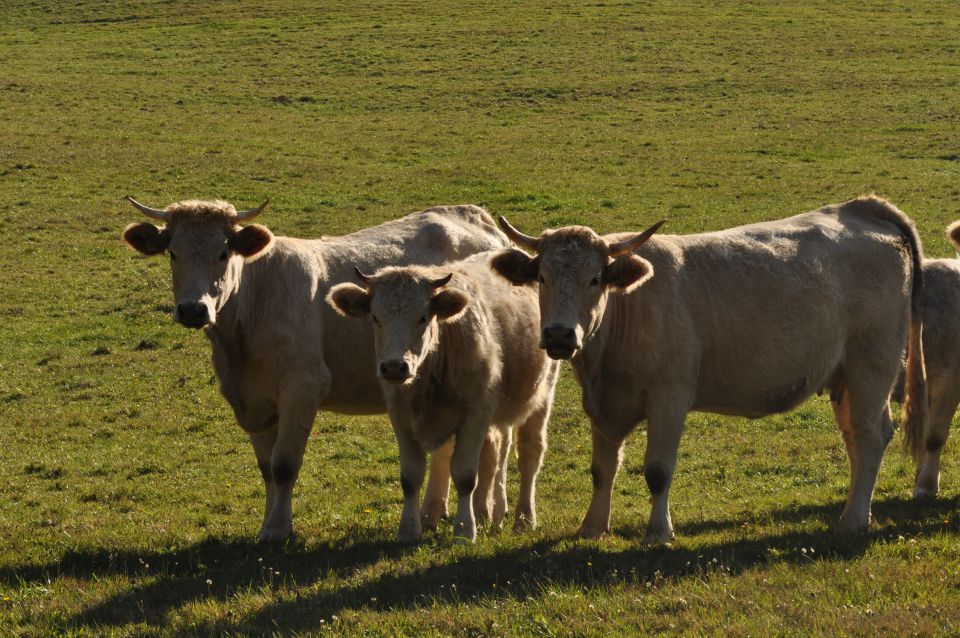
[205,253,272,350]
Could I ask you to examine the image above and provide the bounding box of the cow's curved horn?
[354,266,374,286]
[607,220,666,258]
[235,198,269,222]
[430,273,453,289]
[125,196,170,222]
[498,215,541,252]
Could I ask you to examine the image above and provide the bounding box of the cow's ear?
[490,249,539,285]
[947,220,960,251]
[122,222,169,255]
[430,288,470,322]
[229,224,275,262]
[603,255,653,293]
[327,283,371,318]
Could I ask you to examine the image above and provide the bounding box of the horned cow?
[122,198,509,541]
[328,253,560,541]
[491,196,925,543]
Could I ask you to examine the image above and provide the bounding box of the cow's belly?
[693,348,841,418]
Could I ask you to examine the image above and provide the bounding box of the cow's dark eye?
[169,251,177,261]
[219,251,228,261]
[418,315,427,325]
[590,275,601,286]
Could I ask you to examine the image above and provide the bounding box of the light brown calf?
[328,252,559,541]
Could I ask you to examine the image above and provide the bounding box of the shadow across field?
[6,495,958,633]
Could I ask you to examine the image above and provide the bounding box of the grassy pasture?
[1,0,960,635]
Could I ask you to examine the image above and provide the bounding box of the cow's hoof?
[420,512,445,532]
[641,530,675,547]
[257,527,292,543]
[397,531,422,543]
[836,515,869,534]
[452,522,477,543]
[513,514,536,534]
[575,525,608,540]
[397,522,422,543]
[912,486,938,500]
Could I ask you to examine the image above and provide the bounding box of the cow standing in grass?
[122,198,509,541]
[901,221,960,498]
[328,254,559,541]
[491,196,926,543]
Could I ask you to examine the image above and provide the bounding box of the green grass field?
[2,1,959,635]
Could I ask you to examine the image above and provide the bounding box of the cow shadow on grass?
[671,492,960,538]
[27,493,957,634]
[1,528,422,630]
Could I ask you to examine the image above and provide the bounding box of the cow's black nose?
[379,360,410,382]
[176,301,209,328]
[542,325,576,345]
[541,324,578,359]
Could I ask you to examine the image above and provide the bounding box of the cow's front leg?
[577,426,624,538]
[249,428,279,534]
[642,404,686,545]
[259,387,321,542]
[420,438,452,531]
[450,419,492,542]
[394,423,428,542]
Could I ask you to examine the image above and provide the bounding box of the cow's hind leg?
[832,376,892,533]
[914,384,960,499]
[491,426,512,528]
[421,439,452,531]
[514,400,550,532]
[259,383,322,542]
[472,433,499,524]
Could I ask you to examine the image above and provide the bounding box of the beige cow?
[328,253,560,541]
[901,221,960,498]
[491,196,926,543]
[122,198,509,541]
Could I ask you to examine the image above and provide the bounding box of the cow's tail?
[858,196,927,461]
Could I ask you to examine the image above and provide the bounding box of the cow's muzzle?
[541,325,579,360]
[379,359,411,383]
[175,301,211,329]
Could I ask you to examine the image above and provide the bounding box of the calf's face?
[327,269,469,383]
[122,199,273,328]
[491,218,662,359]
